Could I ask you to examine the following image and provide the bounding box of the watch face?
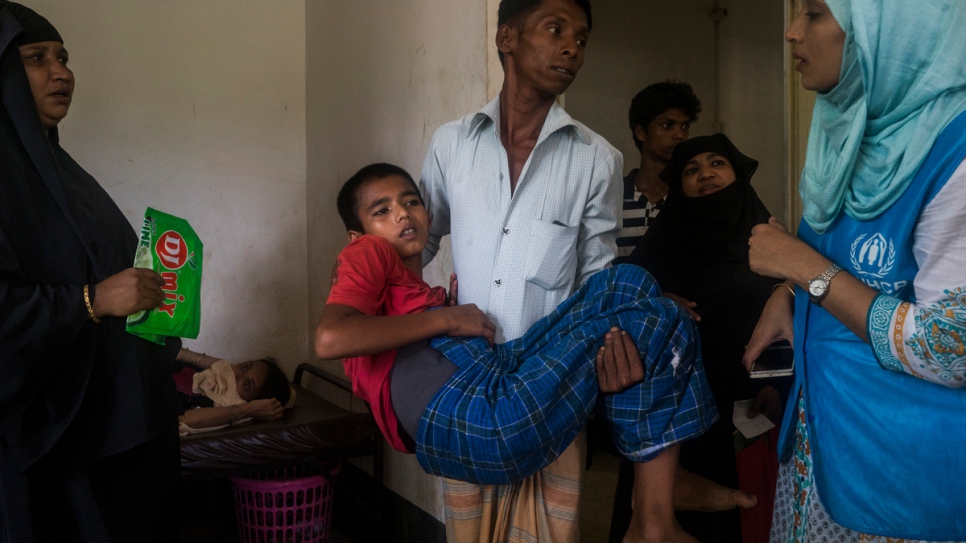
[808,279,827,297]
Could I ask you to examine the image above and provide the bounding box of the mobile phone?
[750,341,794,378]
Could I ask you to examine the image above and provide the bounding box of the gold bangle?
[771,283,795,298]
[83,284,101,323]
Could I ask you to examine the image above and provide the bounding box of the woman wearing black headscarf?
[626,133,789,542]
[0,3,180,541]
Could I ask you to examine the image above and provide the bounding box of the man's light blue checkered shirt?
[420,96,624,342]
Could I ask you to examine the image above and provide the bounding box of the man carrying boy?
[418,0,663,541]
[317,164,717,543]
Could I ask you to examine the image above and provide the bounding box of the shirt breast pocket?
[523,219,579,291]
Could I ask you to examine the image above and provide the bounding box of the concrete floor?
[184,439,624,543]
[581,439,622,543]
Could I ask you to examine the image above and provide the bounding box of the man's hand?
[596,327,645,393]
[446,273,458,306]
[92,268,164,318]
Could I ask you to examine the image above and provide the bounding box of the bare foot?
[674,467,757,511]
[625,446,700,543]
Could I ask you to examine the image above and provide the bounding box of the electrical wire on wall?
[711,2,728,133]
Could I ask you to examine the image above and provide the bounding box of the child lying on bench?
[315,163,719,542]
[173,349,292,433]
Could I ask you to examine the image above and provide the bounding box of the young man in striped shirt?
[615,82,702,265]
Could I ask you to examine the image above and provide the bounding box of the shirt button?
[495,279,501,286]
[499,173,504,180]
[503,228,509,235]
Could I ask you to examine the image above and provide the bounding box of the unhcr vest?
[778,110,966,539]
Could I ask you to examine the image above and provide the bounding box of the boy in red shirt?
[316,163,719,542]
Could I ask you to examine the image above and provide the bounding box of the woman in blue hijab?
[742,0,966,541]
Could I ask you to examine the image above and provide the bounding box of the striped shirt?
[420,97,623,342]
[615,169,665,265]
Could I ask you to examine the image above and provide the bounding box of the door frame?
[784,0,815,232]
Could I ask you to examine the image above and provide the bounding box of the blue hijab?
[801,0,966,234]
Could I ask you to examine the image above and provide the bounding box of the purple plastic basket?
[229,464,341,543]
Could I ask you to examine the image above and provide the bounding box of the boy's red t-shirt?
[325,235,447,452]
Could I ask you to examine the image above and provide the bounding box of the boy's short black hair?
[497,0,593,67]
[337,163,422,232]
[628,81,702,151]
[253,357,291,406]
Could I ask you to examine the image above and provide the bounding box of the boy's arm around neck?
[314,302,496,360]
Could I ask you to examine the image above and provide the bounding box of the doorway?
[561,0,791,225]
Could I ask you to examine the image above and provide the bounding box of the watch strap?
[809,263,843,306]
[819,263,843,283]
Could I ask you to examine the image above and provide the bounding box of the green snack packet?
[126,207,203,344]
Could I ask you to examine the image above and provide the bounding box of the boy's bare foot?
[674,467,757,511]
[626,446,700,543]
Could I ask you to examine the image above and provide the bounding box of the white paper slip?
[732,399,775,439]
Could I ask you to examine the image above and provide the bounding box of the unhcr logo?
[850,233,896,279]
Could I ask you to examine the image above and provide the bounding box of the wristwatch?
[808,263,843,306]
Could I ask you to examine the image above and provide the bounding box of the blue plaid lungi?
[414,264,717,485]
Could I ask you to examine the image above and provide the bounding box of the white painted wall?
[566,0,718,171]
[566,0,788,222]
[306,0,489,520]
[717,0,787,223]
[29,1,308,372]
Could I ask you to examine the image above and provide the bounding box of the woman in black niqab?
[628,132,768,293]
[0,3,180,541]
[626,133,789,542]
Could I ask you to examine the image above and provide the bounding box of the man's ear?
[634,124,648,143]
[496,24,515,56]
[347,230,363,242]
